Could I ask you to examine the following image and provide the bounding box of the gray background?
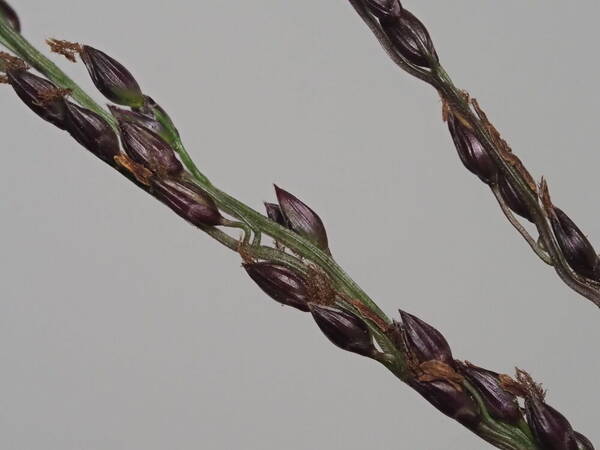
[1,1,598,449]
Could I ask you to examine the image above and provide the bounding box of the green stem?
[490,184,552,265]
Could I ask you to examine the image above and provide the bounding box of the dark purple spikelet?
[80,45,144,107]
[380,9,438,68]
[243,262,310,312]
[64,101,120,164]
[108,105,169,142]
[6,69,67,129]
[118,121,183,175]
[264,202,288,227]
[574,432,595,450]
[151,178,223,227]
[135,95,182,147]
[397,310,453,365]
[308,304,375,357]
[138,96,174,126]
[497,175,534,222]
[410,379,480,427]
[447,115,497,184]
[274,185,329,253]
[525,397,579,450]
[0,0,20,32]
[551,207,600,280]
[459,364,521,424]
[364,0,403,19]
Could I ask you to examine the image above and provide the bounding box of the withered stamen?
[46,38,83,62]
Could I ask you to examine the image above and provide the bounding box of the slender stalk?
[431,65,600,307]
[491,184,552,265]
[3,7,587,449]
[201,225,308,274]
[346,1,600,308]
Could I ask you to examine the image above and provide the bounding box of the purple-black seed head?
[397,310,453,365]
[118,121,183,175]
[525,397,579,450]
[64,101,120,164]
[309,304,375,357]
[447,114,497,184]
[6,69,67,129]
[243,262,310,312]
[274,185,329,253]
[151,178,223,227]
[410,379,481,428]
[551,207,600,280]
[459,363,521,424]
[108,105,168,140]
[380,9,438,69]
[80,45,144,107]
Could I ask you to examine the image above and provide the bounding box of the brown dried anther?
[470,97,538,193]
[114,154,153,186]
[0,51,28,72]
[539,177,553,213]
[418,360,463,390]
[46,38,82,62]
[39,87,71,105]
[389,311,480,427]
[344,296,389,332]
[305,265,336,306]
[500,152,537,194]
[516,368,546,401]
[499,373,529,398]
